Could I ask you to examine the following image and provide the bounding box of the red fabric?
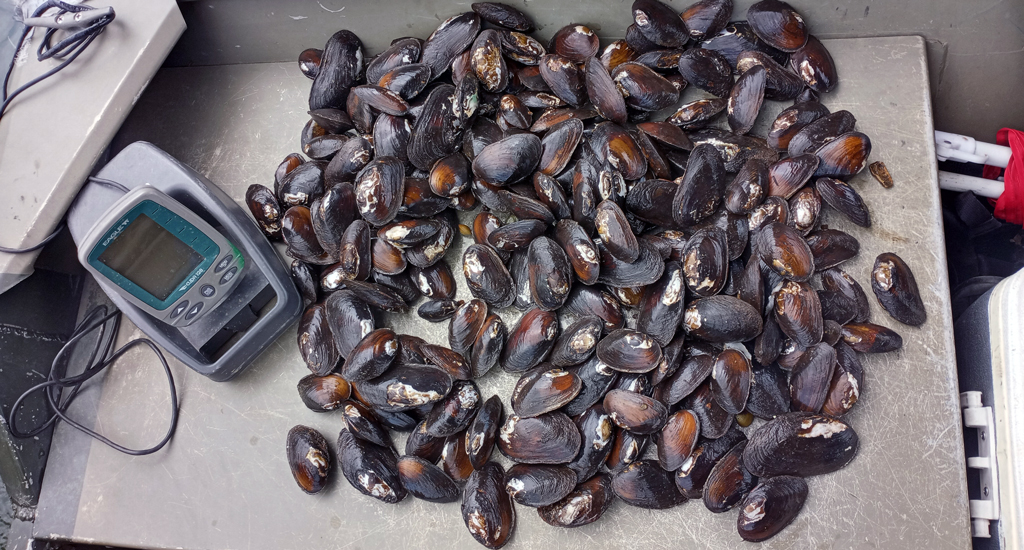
[993,128,1024,225]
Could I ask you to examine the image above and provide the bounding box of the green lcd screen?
[97,213,204,301]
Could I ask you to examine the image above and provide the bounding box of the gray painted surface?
[165,0,1024,143]
[34,36,970,549]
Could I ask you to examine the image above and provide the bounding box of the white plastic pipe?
[936,131,1012,168]
[939,171,1005,199]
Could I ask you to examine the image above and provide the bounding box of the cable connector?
[23,6,114,30]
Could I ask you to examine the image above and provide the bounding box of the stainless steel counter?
[34,35,970,549]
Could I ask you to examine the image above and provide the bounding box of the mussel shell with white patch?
[553,219,601,286]
[821,341,864,417]
[590,122,648,180]
[737,475,809,542]
[245,184,283,240]
[596,329,663,374]
[422,379,482,437]
[674,426,746,499]
[683,295,763,343]
[677,48,734,97]
[736,50,804,101]
[871,252,926,326]
[789,34,837,93]
[461,462,516,550]
[297,302,340,376]
[538,472,615,527]
[283,206,332,265]
[466,394,504,469]
[337,428,405,503]
[286,425,332,494]
[355,364,453,412]
[471,313,507,378]
[353,156,405,226]
[501,308,560,372]
[470,29,508,93]
[463,244,516,308]
[774,280,824,348]
[611,62,679,112]
[497,412,582,464]
[755,222,814,282]
[634,261,686,346]
[504,464,577,507]
[341,399,393,448]
[703,440,758,513]
[341,328,399,381]
[549,24,600,62]
[767,101,830,151]
[656,409,700,471]
[746,0,809,52]
[743,412,859,477]
[324,289,374,358]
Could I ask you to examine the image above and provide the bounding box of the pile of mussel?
[257,0,925,545]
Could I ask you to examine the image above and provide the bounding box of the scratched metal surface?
[34,36,970,549]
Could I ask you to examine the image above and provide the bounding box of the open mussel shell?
[466,395,504,469]
[462,462,516,550]
[597,329,663,374]
[657,409,700,471]
[528,236,574,311]
[553,219,601,285]
[737,475,809,542]
[814,131,872,179]
[675,427,746,499]
[473,133,542,185]
[613,459,687,509]
[498,412,581,464]
[747,0,808,52]
[789,342,836,412]
[309,30,363,111]
[423,379,482,437]
[775,280,824,348]
[463,244,516,308]
[604,389,668,434]
[504,464,577,507]
[667,97,727,129]
[539,473,614,527]
[472,314,507,378]
[550,24,599,62]
[355,364,453,412]
[872,252,926,326]
[703,440,758,513]
[683,227,729,297]
[711,348,752,415]
[337,428,405,503]
[397,456,460,503]
[636,261,686,346]
[673,143,726,227]
[297,303,339,375]
[287,425,332,494]
[840,321,903,353]
[677,48,734,97]
[502,308,559,372]
[790,34,837,93]
[727,65,766,135]
[611,62,679,111]
[511,366,581,418]
[744,412,859,477]
[684,295,763,343]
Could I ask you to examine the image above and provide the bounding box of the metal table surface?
[34,36,970,550]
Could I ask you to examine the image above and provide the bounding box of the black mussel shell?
[567,403,616,482]
[661,354,714,406]
[682,227,729,297]
[342,399,392,448]
[423,379,482,437]
[511,365,581,418]
[675,427,746,498]
[767,153,818,199]
[299,47,322,79]
[612,459,687,509]
[505,464,577,507]
[747,0,809,52]
[635,49,684,72]
[473,133,542,185]
[703,441,757,513]
[421,12,481,81]
[553,219,601,285]
[472,2,534,31]
[748,361,792,419]
[337,428,405,503]
[677,48,733,97]
[550,24,599,62]
[498,190,557,224]
[539,54,586,106]
[657,409,700,471]
[450,299,488,355]
[463,244,516,308]
[410,262,458,301]
[467,395,504,469]
[351,85,409,116]
[503,32,546,66]
[322,221,371,289]
[840,322,902,353]
[462,462,516,549]
[324,290,374,359]
[681,0,732,41]
[356,364,453,412]
[755,222,814,282]
[701,21,788,70]
[788,186,821,235]
[736,50,803,100]
[595,200,639,263]
[398,456,460,503]
[743,412,858,477]
[287,425,332,494]
[816,177,871,227]
[821,268,870,323]
[626,178,681,229]
[606,429,649,473]
[872,252,926,326]
[498,93,531,130]
[488,218,548,251]
[564,357,619,417]
[564,285,625,333]
[725,159,768,214]
[727,65,766,135]
[298,373,350,412]
[539,119,584,177]
[591,122,647,180]
[789,342,836,412]
[597,329,663,374]
[372,115,412,164]
[367,38,423,86]
[673,143,726,227]
[311,182,357,260]
[597,240,665,287]
[354,157,405,226]
[685,381,734,439]
[550,316,603,368]
[472,314,508,378]
[498,412,581,464]
[806,229,859,271]
[539,473,614,527]
[342,328,399,381]
[667,97,727,129]
[342,279,409,312]
[611,62,679,111]
[279,161,326,208]
[528,236,574,311]
[406,220,455,268]
[737,475,809,542]
[406,421,447,463]
[533,172,572,220]
[711,348,752,415]
[821,341,863,417]
[636,261,686,346]
[683,296,763,343]
[790,34,837,92]
[297,303,339,375]
[767,101,830,151]
[775,280,823,348]
[408,84,462,171]
[632,0,689,48]
[246,184,283,239]
[788,110,856,156]
[421,342,473,380]
[309,30,363,111]
[604,389,668,434]
[501,308,559,372]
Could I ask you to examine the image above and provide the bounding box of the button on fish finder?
[200,284,216,298]
[219,266,238,285]
[170,301,189,319]
[215,254,233,273]
[184,302,204,321]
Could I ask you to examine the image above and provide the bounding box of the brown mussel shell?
[553,219,601,285]
[337,428,405,503]
[767,153,819,199]
[341,399,393,448]
[821,341,863,417]
[657,409,700,471]
[398,456,460,503]
[498,412,582,464]
[840,322,903,353]
[711,348,752,415]
[539,118,584,176]
[806,228,859,271]
[597,329,663,374]
[246,185,283,239]
[284,205,332,264]
[539,473,614,527]
[443,430,476,482]
[611,62,679,111]
[297,373,350,412]
[450,299,488,355]
[675,427,746,499]
[550,24,599,62]
[667,97,727,129]
[681,0,732,41]
[661,355,714,406]
[767,101,830,151]
[473,133,542,185]
[814,131,872,179]
[298,48,322,79]
[682,227,730,297]
[604,389,668,434]
[501,308,560,372]
[755,222,814,282]
[354,157,405,226]
[596,200,640,263]
[870,160,894,188]
[533,172,572,220]
[790,34,837,92]
[287,425,332,494]
[872,252,926,326]
[737,475,809,542]
[747,0,809,52]
[342,328,399,381]
[591,122,648,180]
[775,280,824,348]
[550,316,603,368]
[472,314,508,378]
[612,459,687,509]
[511,366,582,418]
[743,412,858,477]
[685,382,734,439]
[703,441,757,513]
[816,176,871,227]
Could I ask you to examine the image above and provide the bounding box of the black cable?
[6,305,179,456]
[1,1,115,123]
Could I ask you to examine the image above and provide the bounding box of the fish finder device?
[68,142,302,381]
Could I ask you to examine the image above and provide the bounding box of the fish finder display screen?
[98,214,203,301]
